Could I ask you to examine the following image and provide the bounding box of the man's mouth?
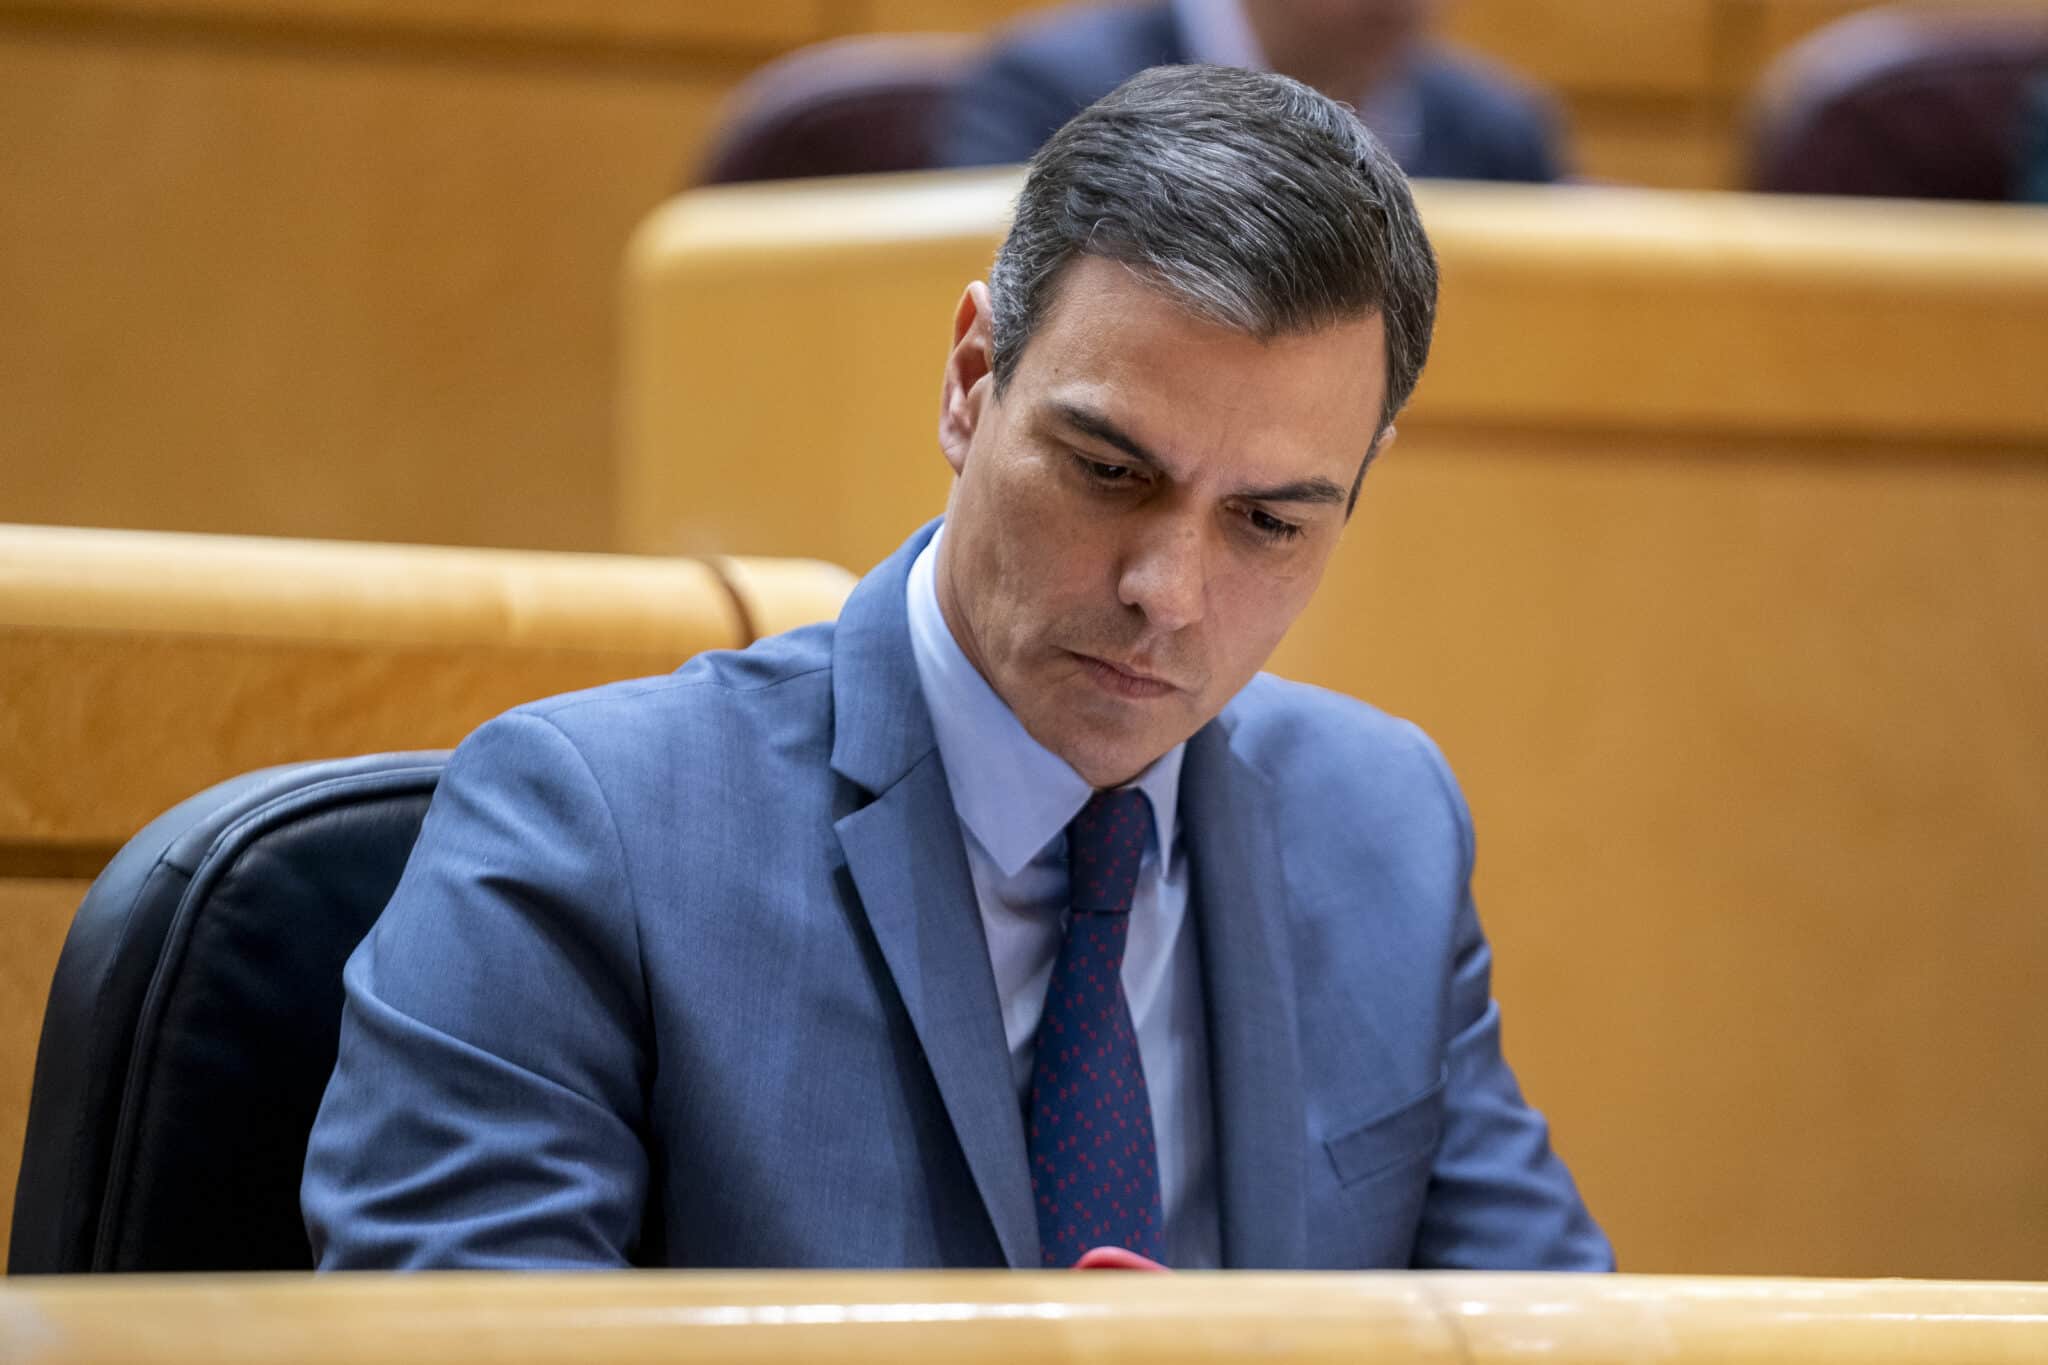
[1069,651,1179,701]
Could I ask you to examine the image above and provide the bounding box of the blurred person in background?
[2021,72,2048,203]
[942,0,1566,181]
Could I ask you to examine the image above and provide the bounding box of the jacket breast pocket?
[1323,1071,1447,1188]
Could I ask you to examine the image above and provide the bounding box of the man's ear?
[938,282,996,477]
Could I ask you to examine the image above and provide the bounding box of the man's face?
[934,255,1390,789]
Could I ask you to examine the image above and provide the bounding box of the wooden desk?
[3,1272,2048,1363]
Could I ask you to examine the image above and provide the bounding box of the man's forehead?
[1017,259,1387,391]
[1026,251,1386,340]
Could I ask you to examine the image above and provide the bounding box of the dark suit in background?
[940,2,1566,182]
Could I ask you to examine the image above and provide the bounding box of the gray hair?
[988,64,1438,500]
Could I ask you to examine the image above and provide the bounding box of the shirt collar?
[906,527,1183,879]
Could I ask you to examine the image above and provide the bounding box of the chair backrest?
[694,33,981,185]
[1748,8,2048,200]
[9,754,445,1273]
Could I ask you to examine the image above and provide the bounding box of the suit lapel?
[828,522,1039,1268]
[1183,717,1309,1268]
[834,761,1037,1268]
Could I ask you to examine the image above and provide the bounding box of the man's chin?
[1041,720,1186,791]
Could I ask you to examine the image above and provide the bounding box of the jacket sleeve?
[302,710,655,1268]
[1411,737,1614,1270]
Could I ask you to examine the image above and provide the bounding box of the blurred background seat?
[1749,7,2048,199]
[10,754,446,1272]
[695,32,983,185]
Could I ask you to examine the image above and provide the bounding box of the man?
[941,0,1566,183]
[303,64,1610,1271]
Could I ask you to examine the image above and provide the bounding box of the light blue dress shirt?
[905,530,1221,1267]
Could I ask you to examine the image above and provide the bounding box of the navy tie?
[1026,788,1166,1267]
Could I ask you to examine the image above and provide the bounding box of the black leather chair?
[9,753,446,1273]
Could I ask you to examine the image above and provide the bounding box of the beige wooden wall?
[617,171,2048,1280]
[0,0,898,554]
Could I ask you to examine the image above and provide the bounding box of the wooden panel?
[5,0,2045,579]
[1567,96,1737,188]
[616,172,2048,1278]
[842,0,1041,33]
[622,175,2048,568]
[10,0,2009,577]
[0,525,855,855]
[0,20,743,552]
[1447,0,1716,96]
[1274,430,2048,1279]
[1411,186,2048,437]
[4,1272,2048,1362]
[619,170,1001,565]
[0,630,720,863]
[0,878,86,1274]
[0,0,831,49]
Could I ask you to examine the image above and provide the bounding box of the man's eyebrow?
[1236,475,1349,507]
[1049,400,1164,470]
[1050,398,1351,508]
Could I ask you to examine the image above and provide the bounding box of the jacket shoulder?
[1223,673,1472,866]
[466,621,837,778]
[1226,672,1447,772]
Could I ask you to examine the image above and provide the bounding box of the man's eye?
[1245,508,1303,542]
[1077,457,1135,484]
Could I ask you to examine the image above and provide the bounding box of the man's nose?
[1117,516,1206,634]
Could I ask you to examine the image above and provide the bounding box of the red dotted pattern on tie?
[1026,788,1166,1267]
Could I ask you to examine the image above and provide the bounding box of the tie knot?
[1067,788,1153,914]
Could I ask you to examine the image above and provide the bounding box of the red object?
[1074,1246,1169,1272]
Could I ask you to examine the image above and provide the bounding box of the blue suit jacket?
[303,522,1610,1269]
[939,2,1566,183]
